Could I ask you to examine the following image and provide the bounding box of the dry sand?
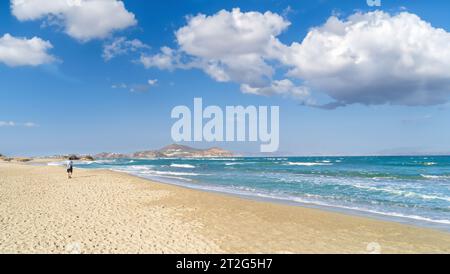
[1,162,450,254]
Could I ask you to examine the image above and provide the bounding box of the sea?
[55,156,450,231]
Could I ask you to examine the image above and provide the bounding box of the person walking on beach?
[67,160,73,179]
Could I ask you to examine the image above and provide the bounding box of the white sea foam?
[140,173,193,182]
[225,162,241,166]
[170,164,196,169]
[47,161,65,166]
[242,192,450,225]
[421,174,450,180]
[126,165,152,171]
[79,161,94,164]
[112,168,193,182]
[421,174,440,179]
[405,193,450,202]
[208,158,239,161]
[225,162,257,166]
[265,158,288,161]
[342,208,450,225]
[353,184,450,202]
[129,169,203,177]
[149,170,202,176]
[285,162,332,166]
[202,187,450,225]
[93,159,117,164]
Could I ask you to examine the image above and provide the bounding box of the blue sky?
[1,0,450,156]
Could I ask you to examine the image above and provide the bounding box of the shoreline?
[119,170,450,233]
[64,157,450,233]
[1,161,450,253]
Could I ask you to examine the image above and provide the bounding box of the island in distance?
[94,144,235,159]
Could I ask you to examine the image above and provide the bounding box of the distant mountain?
[94,152,132,159]
[132,150,165,158]
[201,147,235,157]
[158,144,200,157]
[95,144,235,159]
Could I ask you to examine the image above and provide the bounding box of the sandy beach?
[1,161,450,254]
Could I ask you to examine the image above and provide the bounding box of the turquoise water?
[73,156,450,230]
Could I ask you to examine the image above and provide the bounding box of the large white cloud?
[140,8,309,100]
[141,9,450,107]
[175,8,288,62]
[0,33,55,67]
[11,0,137,42]
[282,11,450,107]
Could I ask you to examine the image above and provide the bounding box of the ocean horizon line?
[12,153,450,159]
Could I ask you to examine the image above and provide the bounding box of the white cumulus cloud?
[0,33,55,67]
[11,0,137,42]
[141,9,450,107]
[281,11,450,107]
[139,8,310,101]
